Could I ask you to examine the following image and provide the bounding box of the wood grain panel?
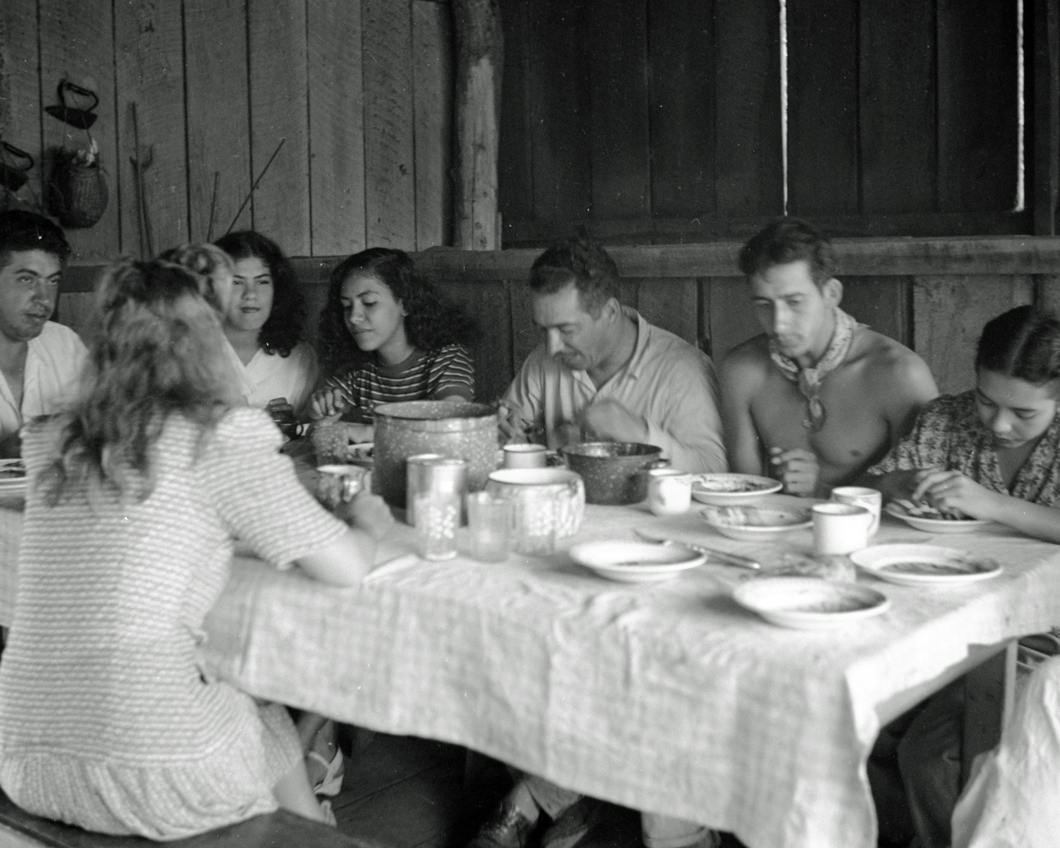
[38,2,119,262]
[913,275,1034,395]
[114,0,188,256]
[1035,273,1060,312]
[647,0,715,219]
[713,0,782,216]
[634,278,698,346]
[937,0,1019,213]
[510,279,538,372]
[497,0,532,230]
[0,0,44,213]
[860,0,936,214]
[309,0,366,255]
[363,0,416,249]
[588,3,649,220]
[413,0,452,249]
[438,277,512,402]
[786,0,858,216]
[703,276,761,362]
[839,276,908,347]
[248,0,311,255]
[527,0,591,224]
[184,0,251,244]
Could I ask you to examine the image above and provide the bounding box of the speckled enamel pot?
[559,441,665,505]
[373,401,498,508]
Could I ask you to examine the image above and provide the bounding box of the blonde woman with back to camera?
[0,254,392,838]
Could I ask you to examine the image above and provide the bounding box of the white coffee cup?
[812,503,873,555]
[831,486,883,536]
[502,443,548,469]
[647,469,692,516]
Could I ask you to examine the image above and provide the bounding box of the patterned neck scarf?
[769,307,858,431]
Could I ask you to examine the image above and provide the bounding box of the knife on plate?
[633,528,761,570]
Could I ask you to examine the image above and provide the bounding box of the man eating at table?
[475,232,724,848]
[502,231,726,474]
[718,217,937,496]
[0,211,87,458]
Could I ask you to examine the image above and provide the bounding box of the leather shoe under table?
[468,801,538,848]
[540,798,603,848]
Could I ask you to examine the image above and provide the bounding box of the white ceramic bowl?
[568,540,706,583]
[690,473,782,505]
[733,577,890,629]
[485,467,585,539]
[700,505,812,541]
[884,502,992,534]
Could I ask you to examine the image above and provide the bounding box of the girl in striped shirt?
[309,248,478,442]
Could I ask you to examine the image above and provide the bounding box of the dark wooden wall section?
[500,0,1032,245]
[0,0,452,263]
[56,238,1060,404]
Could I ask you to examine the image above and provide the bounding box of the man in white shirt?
[503,233,726,474]
[0,211,88,457]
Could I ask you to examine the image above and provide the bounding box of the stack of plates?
[0,459,27,499]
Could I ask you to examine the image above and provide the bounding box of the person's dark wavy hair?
[976,305,1060,386]
[0,210,71,270]
[317,248,479,375]
[213,230,306,357]
[529,229,620,316]
[738,217,837,289]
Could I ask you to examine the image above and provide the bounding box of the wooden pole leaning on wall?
[453,0,503,250]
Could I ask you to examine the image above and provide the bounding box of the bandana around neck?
[769,307,858,431]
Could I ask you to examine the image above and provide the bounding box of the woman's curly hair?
[37,257,239,507]
[317,248,479,376]
[214,230,307,357]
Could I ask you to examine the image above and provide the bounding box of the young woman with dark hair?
[310,247,478,442]
[213,231,318,418]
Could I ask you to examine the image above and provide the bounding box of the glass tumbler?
[311,416,348,464]
[511,496,556,557]
[414,490,461,560]
[467,492,511,562]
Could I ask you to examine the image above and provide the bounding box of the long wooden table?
[2,494,1059,848]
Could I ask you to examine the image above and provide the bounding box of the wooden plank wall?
[56,238,1060,405]
[501,0,1029,245]
[0,0,451,262]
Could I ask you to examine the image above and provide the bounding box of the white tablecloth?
[4,499,1060,848]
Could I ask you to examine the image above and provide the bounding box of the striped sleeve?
[426,345,475,401]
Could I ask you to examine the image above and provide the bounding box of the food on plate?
[892,498,964,520]
[702,504,810,527]
[693,475,772,493]
[881,558,997,576]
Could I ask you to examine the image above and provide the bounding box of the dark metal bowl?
[558,442,664,505]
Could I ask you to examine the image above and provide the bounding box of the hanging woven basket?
[48,156,107,228]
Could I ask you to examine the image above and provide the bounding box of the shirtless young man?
[719,218,938,496]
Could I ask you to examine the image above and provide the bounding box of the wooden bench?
[0,788,375,848]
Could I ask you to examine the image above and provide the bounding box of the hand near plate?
[579,398,649,444]
[308,387,354,420]
[910,469,1000,521]
[770,447,820,497]
[335,488,395,541]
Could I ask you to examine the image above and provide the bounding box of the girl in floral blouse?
[868,304,1060,544]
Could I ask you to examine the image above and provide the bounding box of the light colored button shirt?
[236,342,318,415]
[504,310,727,473]
[0,322,88,441]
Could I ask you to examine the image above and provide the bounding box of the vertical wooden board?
[913,276,1034,395]
[363,0,416,250]
[527,0,591,223]
[0,1,44,214]
[1034,274,1060,312]
[1029,0,1060,235]
[786,0,858,216]
[633,279,698,346]
[713,0,783,216]
[412,0,452,249]
[498,0,532,230]
[647,0,715,218]
[114,0,189,256]
[184,0,251,244]
[704,276,761,361]
[38,2,119,262]
[248,0,311,255]
[510,278,539,370]
[309,0,366,256]
[587,3,649,219]
[859,1,936,214]
[839,276,909,347]
[438,279,512,402]
[937,0,1019,213]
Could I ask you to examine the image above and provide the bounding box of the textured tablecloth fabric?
[3,500,1060,848]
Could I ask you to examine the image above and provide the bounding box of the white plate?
[850,543,1002,586]
[700,505,812,541]
[569,540,706,583]
[690,473,782,505]
[733,577,890,629]
[885,501,993,533]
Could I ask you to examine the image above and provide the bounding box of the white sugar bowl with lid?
[485,467,585,539]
